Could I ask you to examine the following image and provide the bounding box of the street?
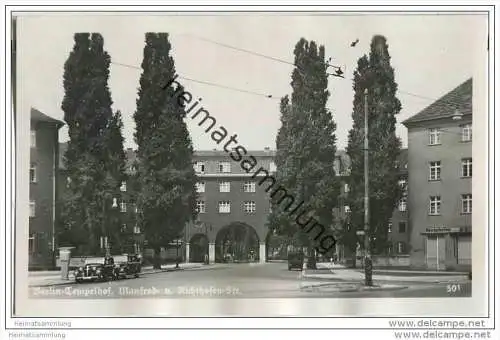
[29,262,471,299]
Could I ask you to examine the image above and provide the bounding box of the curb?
[300,282,408,292]
[359,285,408,292]
[301,272,469,284]
[300,282,360,293]
[29,265,213,288]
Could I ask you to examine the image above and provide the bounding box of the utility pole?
[364,88,373,286]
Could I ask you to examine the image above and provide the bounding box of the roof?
[59,146,408,173]
[194,149,276,157]
[31,107,64,126]
[403,78,472,125]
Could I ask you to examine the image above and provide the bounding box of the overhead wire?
[174,33,470,110]
[111,61,280,101]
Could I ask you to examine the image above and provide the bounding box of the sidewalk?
[28,262,213,287]
[301,268,470,284]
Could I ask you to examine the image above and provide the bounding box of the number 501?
[447,284,461,293]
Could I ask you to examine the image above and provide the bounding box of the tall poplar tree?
[59,33,122,255]
[268,38,339,268]
[345,35,402,256]
[133,33,197,268]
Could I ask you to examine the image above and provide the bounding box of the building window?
[29,164,37,183]
[196,182,205,193]
[429,196,441,215]
[344,205,351,213]
[29,200,36,217]
[398,196,407,212]
[269,162,277,172]
[243,201,256,213]
[120,201,127,213]
[397,242,406,254]
[218,201,231,213]
[218,162,231,173]
[120,181,127,192]
[194,161,205,174]
[398,179,407,190]
[428,128,441,145]
[196,200,206,213]
[344,183,350,193]
[121,224,127,232]
[30,130,36,148]
[399,222,406,233]
[133,226,141,234]
[429,161,441,181]
[243,181,256,193]
[388,223,392,233]
[461,124,472,142]
[29,233,36,254]
[219,181,230,193]
[461,194,472,214]
[461,158,472,177]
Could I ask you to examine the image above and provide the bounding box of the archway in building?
[189,233,209,263]
[215,222,260,263]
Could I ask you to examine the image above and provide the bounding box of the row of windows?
[343,191,470,217]
[388,221,407,234]
[196,200,260,214]
[29,200,137,217]
[196,181,257,193]
[428,124,472,145]
[429,194,472,215]
[343,197,406,215]
[429,158,472,181]
[194,161,277,174]
[120,224,141,234]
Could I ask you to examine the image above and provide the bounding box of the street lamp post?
[363,88,373,286]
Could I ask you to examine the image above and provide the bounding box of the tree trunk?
[153,246,162,270]
[307,245,317,269]
[86,206,97,255]
[350,243,357,268]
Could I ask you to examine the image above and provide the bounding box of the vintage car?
[287,251,305,271]
[74,256,119,283]
[116,254,142,279]
[74,263,106,283]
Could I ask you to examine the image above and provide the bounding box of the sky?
[17,13,487,151]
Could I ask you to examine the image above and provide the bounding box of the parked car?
[287,252,304,271]
[116,254,142,279]
[74,256,119,283]
[74,263,106,283]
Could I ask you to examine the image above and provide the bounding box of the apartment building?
[58,144,143,255]
[185,148,276,263]
[29,108,64,270]
[333,149,410,263]
[403,78,472,270]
